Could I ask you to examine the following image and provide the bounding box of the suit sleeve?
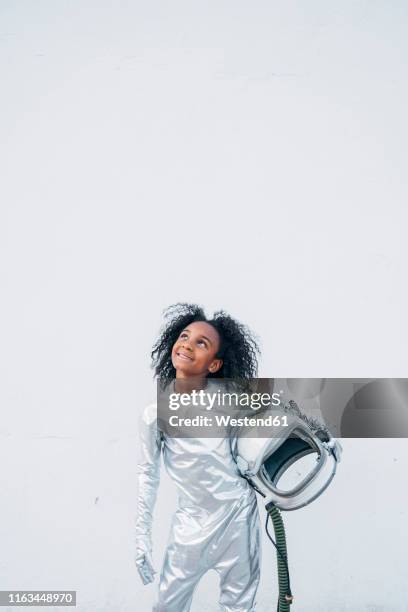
[135,404,162,543]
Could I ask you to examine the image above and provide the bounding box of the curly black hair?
[151,303,260,389]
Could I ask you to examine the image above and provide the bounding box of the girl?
[135,303,261,612]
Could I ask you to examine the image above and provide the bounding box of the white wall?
[1,1,407,610]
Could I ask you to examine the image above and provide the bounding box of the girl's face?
[171,321,223,378]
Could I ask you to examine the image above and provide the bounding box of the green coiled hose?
[265,501,293,612]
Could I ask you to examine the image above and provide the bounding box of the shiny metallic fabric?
[135,402,261,611]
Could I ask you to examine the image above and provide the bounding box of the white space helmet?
[235,400,342,511]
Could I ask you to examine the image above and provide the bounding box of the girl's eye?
[197,340,207,348]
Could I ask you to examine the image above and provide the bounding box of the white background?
[1,1,407,610]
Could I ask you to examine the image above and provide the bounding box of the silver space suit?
[135,398,261,612]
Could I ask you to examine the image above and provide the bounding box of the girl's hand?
[135,541,157,585]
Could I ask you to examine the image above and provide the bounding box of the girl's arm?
[134,403,162,585]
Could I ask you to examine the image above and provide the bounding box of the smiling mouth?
[176,352,193,361]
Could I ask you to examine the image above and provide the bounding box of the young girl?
[135,303,261,612]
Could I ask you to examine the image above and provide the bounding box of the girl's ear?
[209,359,223,374]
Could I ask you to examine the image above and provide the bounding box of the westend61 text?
[168,414,289,427]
